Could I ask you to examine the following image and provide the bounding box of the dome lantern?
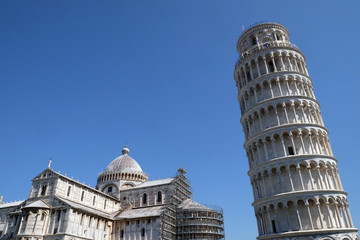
[122,145,130,155]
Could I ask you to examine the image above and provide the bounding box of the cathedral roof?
[23,200,50,209]
[178,199,212,211]
[115,206,164,220]
[35,168,119,201]
[104,146,143,174]
[120,178,174,191]
[57,197,115,219]
[0,200,24,209]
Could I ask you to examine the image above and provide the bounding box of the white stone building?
[0,146,225,240]
[234,22,359,240]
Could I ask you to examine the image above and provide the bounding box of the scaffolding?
[176,202,225,240]
[159,168,192,240]
[159,168,225,240]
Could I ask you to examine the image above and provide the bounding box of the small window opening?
[137,220,140,225]
[104,200,107,210]
[147,219,151,224]
[268,61,274,72]
[288,147,295,155]
[40,185,47,195]
[120,230,124,238]
[126,221,129,225]
[67,186,71,197]
[57,211,61,221]
[141,228,145,237]
[41,213,45,221]
[142,193,147,205]
[251,37,257,45]
[157,191,162,203]
[108,186,112,193]
[246,71,251,80]
[81,191,85,201]
[53,228,58,234]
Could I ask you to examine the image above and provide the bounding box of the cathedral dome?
[104,146,143,173]
[96,146,148,191]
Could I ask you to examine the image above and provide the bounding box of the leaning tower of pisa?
[234,22,358,240]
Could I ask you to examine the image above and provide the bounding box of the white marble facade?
[0,146,224,240]
[234,22,359,240]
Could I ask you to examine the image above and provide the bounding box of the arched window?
[142,193,147,205]
[157,191,162,203]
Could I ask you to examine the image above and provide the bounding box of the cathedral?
[0,146,225,240]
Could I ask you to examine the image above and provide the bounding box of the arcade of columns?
[234,23,358,240]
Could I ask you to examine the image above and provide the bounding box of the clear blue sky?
[1,1,360,239]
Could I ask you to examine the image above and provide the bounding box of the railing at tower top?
[239,21,280,37]
[234,41,301,67]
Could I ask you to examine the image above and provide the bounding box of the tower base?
[257,229,359,240]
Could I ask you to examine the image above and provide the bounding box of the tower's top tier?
[236,22,290,56]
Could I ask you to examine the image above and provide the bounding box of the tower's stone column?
[234,22,358,240]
